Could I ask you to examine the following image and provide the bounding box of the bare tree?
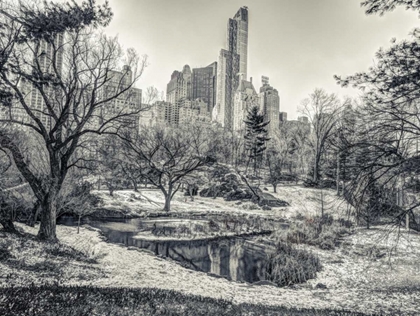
[120,123,216,212]
[300,89,343,184]
[0,0,147,240]
[334,1,420,229]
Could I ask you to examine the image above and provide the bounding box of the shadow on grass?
[0,285,383,316]
[0,229,102,281]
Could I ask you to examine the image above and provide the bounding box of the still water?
[58,217,275,283]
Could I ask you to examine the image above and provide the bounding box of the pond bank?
[2,223,418,315]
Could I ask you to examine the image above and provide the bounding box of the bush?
[276,215,352,250]
[264,242,322,286]
[0,247,13,261]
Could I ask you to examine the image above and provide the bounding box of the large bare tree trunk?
[37,192,58,241]
[163,194,171,212]
[163,185,172,212]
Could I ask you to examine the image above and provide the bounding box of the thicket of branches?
[0,0,146,240]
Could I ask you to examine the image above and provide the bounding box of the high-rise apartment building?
[233,79,257,131]
[192,62,217,113]
[228,6,248,79]
[213,49,240,129]
[166,65,192,125]
[214,6,249,130]
[4,34,65,128]
[179,98,211,126]
[259,79,280,137]
[139,101,168,127]
[101,66,142,134]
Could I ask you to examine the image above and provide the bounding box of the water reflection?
[58,217,274,283]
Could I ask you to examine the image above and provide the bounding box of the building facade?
[233,79,257,131]
[259,81,280,137]
[179,98,211,126]
[166,65,192,125]
[214,6,249,130]
[138,101,168,127]
[3,34,65,128]
[228,6,248,79]
[101,66,142,134]
[213,49,240,129]
[192,62,217,113]
[279,112,288,122]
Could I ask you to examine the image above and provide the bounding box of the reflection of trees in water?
[219,245,230,277]
[77,220,271,282]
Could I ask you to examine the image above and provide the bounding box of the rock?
[315,283,327,289]
[258,193,289,207]
[263,187,269,191]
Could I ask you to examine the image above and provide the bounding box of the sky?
[103,0,419,120]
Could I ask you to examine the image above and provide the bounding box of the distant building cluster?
[0,33,143,135]
[139,6,307,138]
[279,114,311,134]
[1,6,309,138]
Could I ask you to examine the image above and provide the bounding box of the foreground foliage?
[0,284,376,316]
[274,215,353,250]
[264,242,322,286]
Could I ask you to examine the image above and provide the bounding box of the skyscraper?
[214,6,248,130]
[228,6,248,79]
[166,65,192,125]
[233,79,258,131]
[5,34,65,128]
[192,62,217,113]
[213,49,240,129]
[259,78,280,137]
[101,66,142,134]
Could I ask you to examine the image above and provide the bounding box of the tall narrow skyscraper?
[213,49,240,129]
[214,6,249,130]
[228,6,248,79]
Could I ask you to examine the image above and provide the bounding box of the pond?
[57,216,276,283]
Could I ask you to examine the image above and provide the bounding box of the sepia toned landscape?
[0,0,420,315]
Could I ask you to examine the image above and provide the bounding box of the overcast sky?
[104,0,419,119]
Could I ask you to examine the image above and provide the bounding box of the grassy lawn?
[1,185,419,315]
[0,285,375,316]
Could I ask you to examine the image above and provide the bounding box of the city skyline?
[104,0,419,119]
